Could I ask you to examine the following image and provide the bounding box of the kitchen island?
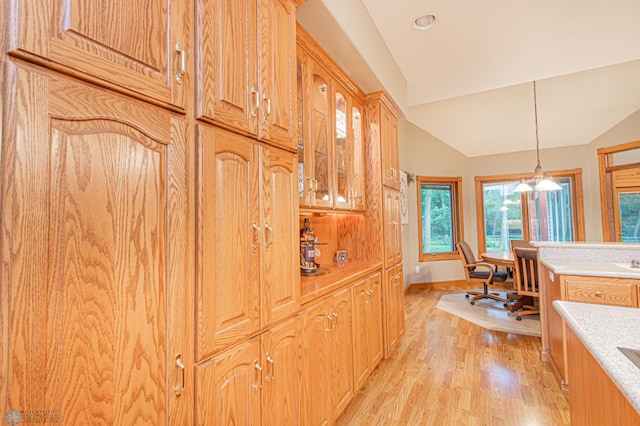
[554,300,640,424]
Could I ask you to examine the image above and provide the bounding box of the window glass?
[482,181,523,251]
[417,177,463,261]
[528,177,574,242]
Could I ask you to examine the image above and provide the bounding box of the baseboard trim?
[407,280,466,292]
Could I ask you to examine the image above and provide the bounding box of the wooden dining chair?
[456,241,509,305]
[511,247,540,320]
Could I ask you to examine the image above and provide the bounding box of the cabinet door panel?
[259,0,296,148]
[197,126,260,357]
[262,318,302,425]
[9,0,186,108]
[301,303,330,426]
[369,273,384,368]
[195,338,262,426]
[1,64,190,424]
[352,279,371,389]
[196,0,258,133]
[261,146,300,326]
[329,288,353,420]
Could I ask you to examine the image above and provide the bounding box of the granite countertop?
[540,259,640,279]
[553,300,640,414]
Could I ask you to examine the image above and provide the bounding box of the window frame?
[416,176,464,261]
[474,169,585,253]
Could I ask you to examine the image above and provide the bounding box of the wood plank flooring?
[337,282,570,425]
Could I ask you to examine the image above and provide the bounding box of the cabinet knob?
[253,360,263,391]
[263,93,271,122]
[173,354,185,396]
[595,291,603,297]
[251,88,260,117]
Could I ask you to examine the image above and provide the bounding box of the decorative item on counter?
[300,218,317,273]
[334,250,347,264]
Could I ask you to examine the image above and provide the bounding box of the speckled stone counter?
[532,241,640,279]
[553,300,640,414]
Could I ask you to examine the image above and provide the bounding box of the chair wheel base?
[465,294,470,298]
[470,301,475,305]
[516,316,522,321]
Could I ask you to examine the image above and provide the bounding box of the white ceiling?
[297,0,640,157]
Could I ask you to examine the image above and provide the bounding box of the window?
[475,170,584,252]
[598,141,640,242]
[417,176,464,261]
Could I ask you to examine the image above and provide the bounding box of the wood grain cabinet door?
[195,337,262,426]
[261,317,302,426]
[301,302,331,426]
[352,279,372,389]
[260,146,300,326]
[8,0,188,108]
[0,63,192,424]
[197,126,261,357]
[196,0,259,134]
[258,0,297,149]
[328,288,353,421]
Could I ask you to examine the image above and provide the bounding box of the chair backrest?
[510,239,533,251]
[513,247,539,296]
[456,241,477,273]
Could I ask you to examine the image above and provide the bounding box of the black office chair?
[456,241,509,305]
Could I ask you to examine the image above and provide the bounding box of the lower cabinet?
[301,287,354,425]
[566,327,640,425]
[384,264,405,357]
[195,316,302,425]
[352,273,384,389]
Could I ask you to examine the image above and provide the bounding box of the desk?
[480,251,514,269]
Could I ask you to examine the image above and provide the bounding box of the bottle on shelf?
[300,218,317,273]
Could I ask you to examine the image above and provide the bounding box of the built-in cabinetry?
[540,264,640,391]
[301,287,354,424]
[383,187,403,267]
[196,0,296,149]
[1,60,192,424]
[2,1,403,423]
[7,0,188,109]
[195,316,302,425]
[352,273,384,389]
[196,125,299,356]
[381,102,400,190]
[296,29,366,212]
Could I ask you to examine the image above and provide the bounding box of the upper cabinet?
[196,0,296,150]
[7,0,189,109]
[296,56,334,209]
[381,104,400,189]
[297,27,367,212]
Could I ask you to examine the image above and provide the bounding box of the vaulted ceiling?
[297,0,640,157]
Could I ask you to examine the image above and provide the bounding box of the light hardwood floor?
[337,282,570,425]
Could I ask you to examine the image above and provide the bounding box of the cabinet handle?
[326,313,333,330]
[253,360,263,390]
[173,354,185,396]
[251,88,260,117]
[263,93,271,122]
[175,44,186,84]
[252,221,261,252]
[595,291,603,297]
[266,353,275,382]
[264,222,273,250]
[306,177,314,194]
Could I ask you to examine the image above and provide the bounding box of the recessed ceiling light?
[412,14,436,31]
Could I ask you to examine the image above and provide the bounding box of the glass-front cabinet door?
[334,84,351,210]
[296,52,309,206]
[310,64,333,208]
[351,99,365,211]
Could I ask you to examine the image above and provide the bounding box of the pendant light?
[514,81,562,193]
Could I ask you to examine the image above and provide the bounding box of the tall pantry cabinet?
[1,0,193,423]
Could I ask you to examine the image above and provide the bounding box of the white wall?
[400,109,640,286]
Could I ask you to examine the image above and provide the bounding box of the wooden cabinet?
[301,287,353,424]
[195,317,302,426]
[334,83,366,211]
[196,0,296,149]
[381,104,400,189]
[541,267,639,392]
[566,328,640,426]
[0,63,192,424]
[352,273,384,389]
[294,51,335,208]
[384,264,405,357]
[8,0,188,109]
[564,276,638,307]
[197,125,299,357]
[383,188,403,268]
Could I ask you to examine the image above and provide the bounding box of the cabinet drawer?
[565,280,636,307]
